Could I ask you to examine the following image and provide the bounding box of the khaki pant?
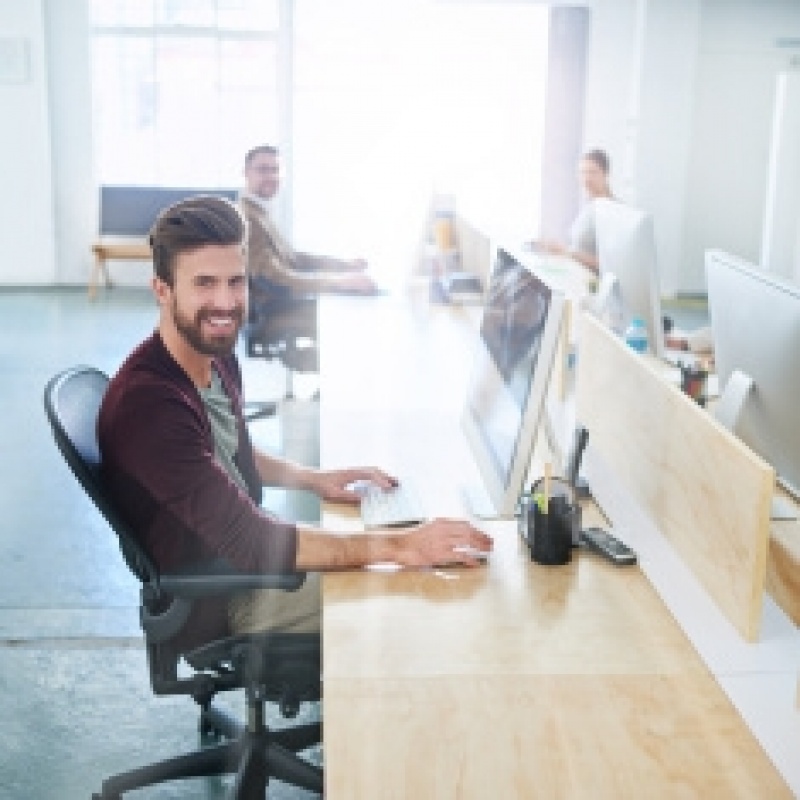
[228,572,321,635]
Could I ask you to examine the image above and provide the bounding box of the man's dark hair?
[244,144,279,168]
[584,148,610,175]
[149,195,245,286]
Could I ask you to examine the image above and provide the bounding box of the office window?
[293,1,549,275]
[90,0,281,187]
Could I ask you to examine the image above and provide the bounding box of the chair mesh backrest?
[43,366,157,585]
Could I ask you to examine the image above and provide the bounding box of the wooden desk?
[89,239,151,300]
[318,293,791,798]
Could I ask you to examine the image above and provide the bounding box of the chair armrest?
[141,569,306,644]
[139,563,306,644]
[157,571,306,599]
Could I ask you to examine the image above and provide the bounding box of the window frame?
[89,0,293,196]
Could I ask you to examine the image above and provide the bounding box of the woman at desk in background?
[535,149,613,273]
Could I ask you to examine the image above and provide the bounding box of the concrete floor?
[0,287,321,799]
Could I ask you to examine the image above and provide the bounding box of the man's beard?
[173,299,244,357]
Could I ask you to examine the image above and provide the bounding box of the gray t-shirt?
[198,367,249,494]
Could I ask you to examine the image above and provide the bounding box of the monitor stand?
[590,272,625,335]
[462,403,576,521]
[714,369,798,521]
[461,484,513,521]
[542,393,591,498]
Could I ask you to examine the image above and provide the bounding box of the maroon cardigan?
[98,332,298,649]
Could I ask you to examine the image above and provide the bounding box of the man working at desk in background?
[98,196,491,651]
[240,144,378,295]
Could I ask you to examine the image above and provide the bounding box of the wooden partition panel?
[575,313,774,641]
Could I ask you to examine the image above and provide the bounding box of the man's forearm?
[251,246,337,291]
[294,251,349,273]
[295,525,400,570]
[253,449,316,491]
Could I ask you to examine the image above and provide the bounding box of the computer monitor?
[593,198,665,358]
[461,247,566,518]
[706,249,800,503]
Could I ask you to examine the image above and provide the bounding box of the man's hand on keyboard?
[306,467,398,504]
[392,519,493,568]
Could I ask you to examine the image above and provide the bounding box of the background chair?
[243,277,319,421]
[43,366,323,799]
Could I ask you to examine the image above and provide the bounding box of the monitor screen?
[594,198,665,358]
[99,186,238,236]
[706,249,800,499]
[462,247,565,517]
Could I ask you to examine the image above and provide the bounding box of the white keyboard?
[360,481,426,529]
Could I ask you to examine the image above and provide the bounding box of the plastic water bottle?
[624,317,649,353]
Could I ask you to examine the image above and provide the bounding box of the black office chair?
[43,366,323,799]
[244,278,319,420]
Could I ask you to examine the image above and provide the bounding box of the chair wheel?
[200,729,221,745]
[280,695,300,718]
[199,718,222,742]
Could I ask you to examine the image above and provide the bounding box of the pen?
[543,462,551,515]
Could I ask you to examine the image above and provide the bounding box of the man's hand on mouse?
[391,519,493,568]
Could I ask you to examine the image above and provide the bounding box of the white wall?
[586,0,800,297]
[585,0,701,298]
[634,0,701,298]
[43,0,96,286]
[0,0,56,284]
[539,7,591,243]
[583,0,639,200]
[761,69,800,283]
[681,0,800,293]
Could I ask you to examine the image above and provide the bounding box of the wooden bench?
[89,239,152,300]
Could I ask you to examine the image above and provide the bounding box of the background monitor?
[594,198,665,358]
[706,249,800,501]
[461,246,566,518]
[99,186,238,236]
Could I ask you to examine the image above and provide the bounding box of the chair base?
[92,703,322,799]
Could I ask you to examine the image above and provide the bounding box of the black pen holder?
[678,362,708,407]
[527,496,576,566]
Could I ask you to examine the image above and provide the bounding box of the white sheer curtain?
[293,0,549,283]
[90,0,281,187]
